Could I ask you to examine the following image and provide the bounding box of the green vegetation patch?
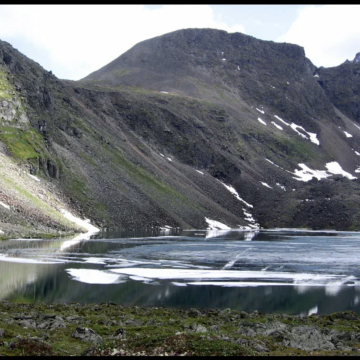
[0,302,359,356]
[0,71,13,100]
[0,126,46,161]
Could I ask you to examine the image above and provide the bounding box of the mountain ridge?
[0,28,360,238]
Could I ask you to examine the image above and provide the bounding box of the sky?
[0,5,359,81]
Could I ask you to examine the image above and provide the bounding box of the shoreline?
[0,300,360,356]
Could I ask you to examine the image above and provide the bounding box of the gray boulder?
[71,327,102,344]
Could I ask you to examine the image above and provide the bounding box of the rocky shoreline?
[0,300,360,356]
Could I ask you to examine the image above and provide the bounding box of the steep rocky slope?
[1,28,360,236]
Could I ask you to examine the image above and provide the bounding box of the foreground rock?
[0,301,360,356]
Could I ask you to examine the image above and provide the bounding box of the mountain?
[1,28,360,238]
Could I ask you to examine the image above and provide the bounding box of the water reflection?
[0,228,359,315]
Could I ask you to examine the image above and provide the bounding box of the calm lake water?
[0,228,360,315]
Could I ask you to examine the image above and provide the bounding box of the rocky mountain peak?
[353,52,360,63]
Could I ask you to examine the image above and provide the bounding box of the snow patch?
[274,115,290,126]
[160,91,169,94]
[256,108,265,114]
[60,209,99,233]
[276,183,286,191]
[196,170,204,175]
[325,161,357,180]
[344,131,353,138]
[0,201,10,210]
[220,182,253,208]
[205,217,231,230]
[292,162,356,182]
[167,157,172,162]
[292,163,330,182]
[273,115,319,145]
[27,173,40,182]
[257,117,267,126]
[160,153,164,157]
[353,123,360,131]
[266,158,281,168]
[260,182,272,189]
[271,121,283,130]
[354,151,360,156]
[290,123,309,140]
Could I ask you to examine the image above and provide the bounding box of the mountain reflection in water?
[0,228,360,315]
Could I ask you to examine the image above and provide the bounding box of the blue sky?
[0,5,359,80]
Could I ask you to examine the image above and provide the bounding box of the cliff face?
[1,29,360,236]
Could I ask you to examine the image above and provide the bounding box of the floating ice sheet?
[109,268,358,288]
[66,268,125,284]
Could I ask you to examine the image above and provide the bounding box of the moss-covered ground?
[0,301,360,356]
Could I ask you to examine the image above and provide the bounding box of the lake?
[0,228,359,315]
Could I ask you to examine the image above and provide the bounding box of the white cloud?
[278,5,360,67]
[0,5,245,80]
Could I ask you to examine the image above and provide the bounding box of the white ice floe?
[0,254,62,264]
[109,268,356,288]
[27,173,40,182]
[66,268,124,284]
[344,131,353,138]
[271,121,283,130]
[196,170,204,175]
[256,108,265,114]
[0,201,10,210]
[257,117,267,126]
[325,161,357,180]
[205,217,231,230]
[220,182,253,208]
[260,182,272,189]
[82,257,108,265]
